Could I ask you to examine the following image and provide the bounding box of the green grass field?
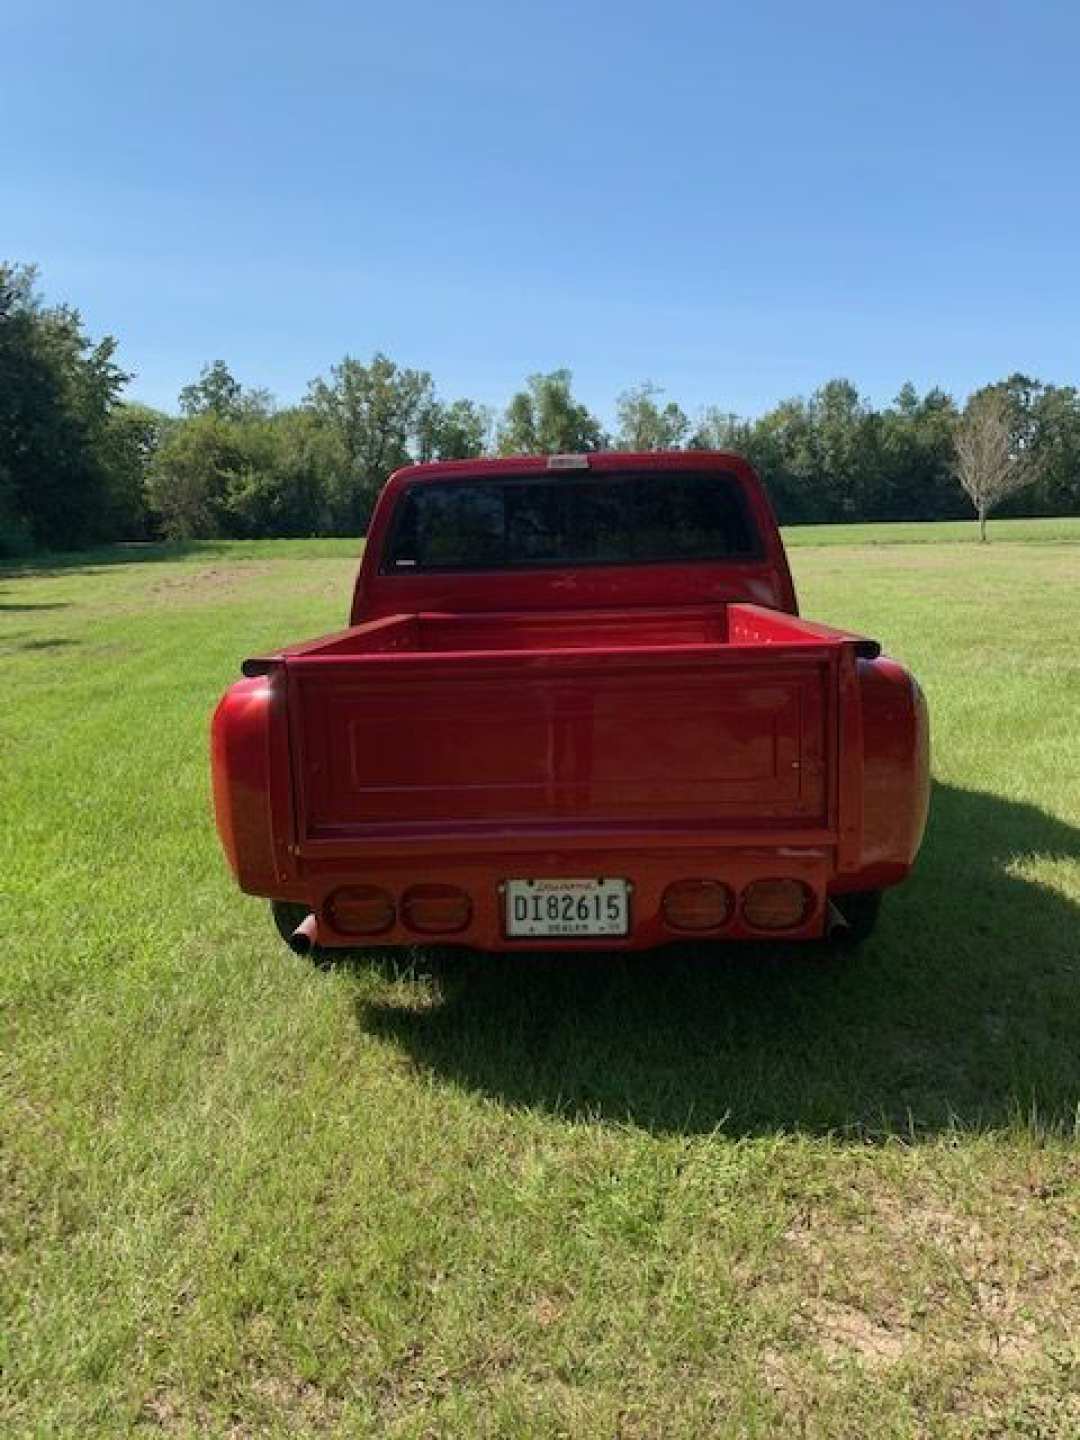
[3,522,1079,1437]
[782,515,1080,547]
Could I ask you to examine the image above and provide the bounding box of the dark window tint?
[384,471,759,571]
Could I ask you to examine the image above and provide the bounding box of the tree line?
[2,260,1077,556]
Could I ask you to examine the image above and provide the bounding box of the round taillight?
[661,879,734,932]
[741,879,815,931]
[401,884,472,935]
[324,884,395,936]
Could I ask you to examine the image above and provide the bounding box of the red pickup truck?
[211,452,929,956]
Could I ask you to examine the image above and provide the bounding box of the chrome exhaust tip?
[289,912,318,956]
[826,900,850,937]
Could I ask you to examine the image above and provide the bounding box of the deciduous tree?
[416,397,492,462]
[498,370,605,455]
[614,383,689,451]
[101,402,172,538]
[179,360,244,420]
[306,353,434,524]
[954,390,1043,540]
[0,260,127,552]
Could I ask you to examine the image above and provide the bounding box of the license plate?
[504,877,630,938]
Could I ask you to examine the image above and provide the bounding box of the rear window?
[383,470,760,572]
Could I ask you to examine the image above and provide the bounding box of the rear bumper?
[277,846,838,950]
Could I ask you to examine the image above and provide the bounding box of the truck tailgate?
[281,615,836,844]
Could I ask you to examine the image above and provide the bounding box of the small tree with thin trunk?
[954,390,1042,541]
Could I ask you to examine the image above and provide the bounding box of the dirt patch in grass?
[149,564,274,598]
[86,556,357,618]
[811,1299,909,1365]
[140,1374,344,1437]
[780,1163,1079,1389]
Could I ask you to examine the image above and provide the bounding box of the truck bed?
[247,604,877,852]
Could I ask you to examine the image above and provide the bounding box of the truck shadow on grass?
[353,782,1080,1139]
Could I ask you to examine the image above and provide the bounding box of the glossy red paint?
[210,675,277,895]
[210,452,930,950]
[834,657,931,892]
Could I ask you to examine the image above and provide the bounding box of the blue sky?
[5,0,1079,423]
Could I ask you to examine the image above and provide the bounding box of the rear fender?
[211,675,290,896]
[837,657,930,892]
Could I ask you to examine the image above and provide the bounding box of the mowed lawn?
[2,520,1079,1438]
